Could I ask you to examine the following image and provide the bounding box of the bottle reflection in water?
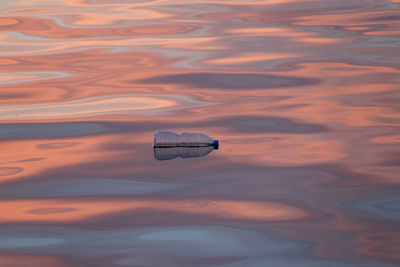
[153,131,218,161]
[154,146,215,160]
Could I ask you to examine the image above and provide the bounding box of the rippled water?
[0,0,399,266]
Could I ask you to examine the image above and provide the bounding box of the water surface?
[0,0,399,266]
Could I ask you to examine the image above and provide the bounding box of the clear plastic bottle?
[153,131,218,148]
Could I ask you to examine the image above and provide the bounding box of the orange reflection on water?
[296,10,400,37]
[0,255,73,267]
[0,16,195,39]
[205,52,302,65]
[6,0,172,22]
[0,33,221,59]
[228,27,342,44]
[370,135,400,144]
[296,10,400,27]
[0,135,119,183]
[0,95,177,120]
[0,199,307,224]
[260,61,400,127]
[217,133,346,166]
[151,0,319,5]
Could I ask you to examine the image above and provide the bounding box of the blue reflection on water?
[0,226,396,267]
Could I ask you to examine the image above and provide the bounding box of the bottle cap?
[213,140,219,149]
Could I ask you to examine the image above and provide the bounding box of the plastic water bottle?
[153,131,219,148]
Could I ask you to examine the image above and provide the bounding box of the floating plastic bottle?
[153,131,219,161]
[153,131,218,148]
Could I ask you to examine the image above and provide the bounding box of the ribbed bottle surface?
[154,131,216,147]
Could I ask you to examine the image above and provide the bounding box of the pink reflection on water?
[0,198,307,224]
